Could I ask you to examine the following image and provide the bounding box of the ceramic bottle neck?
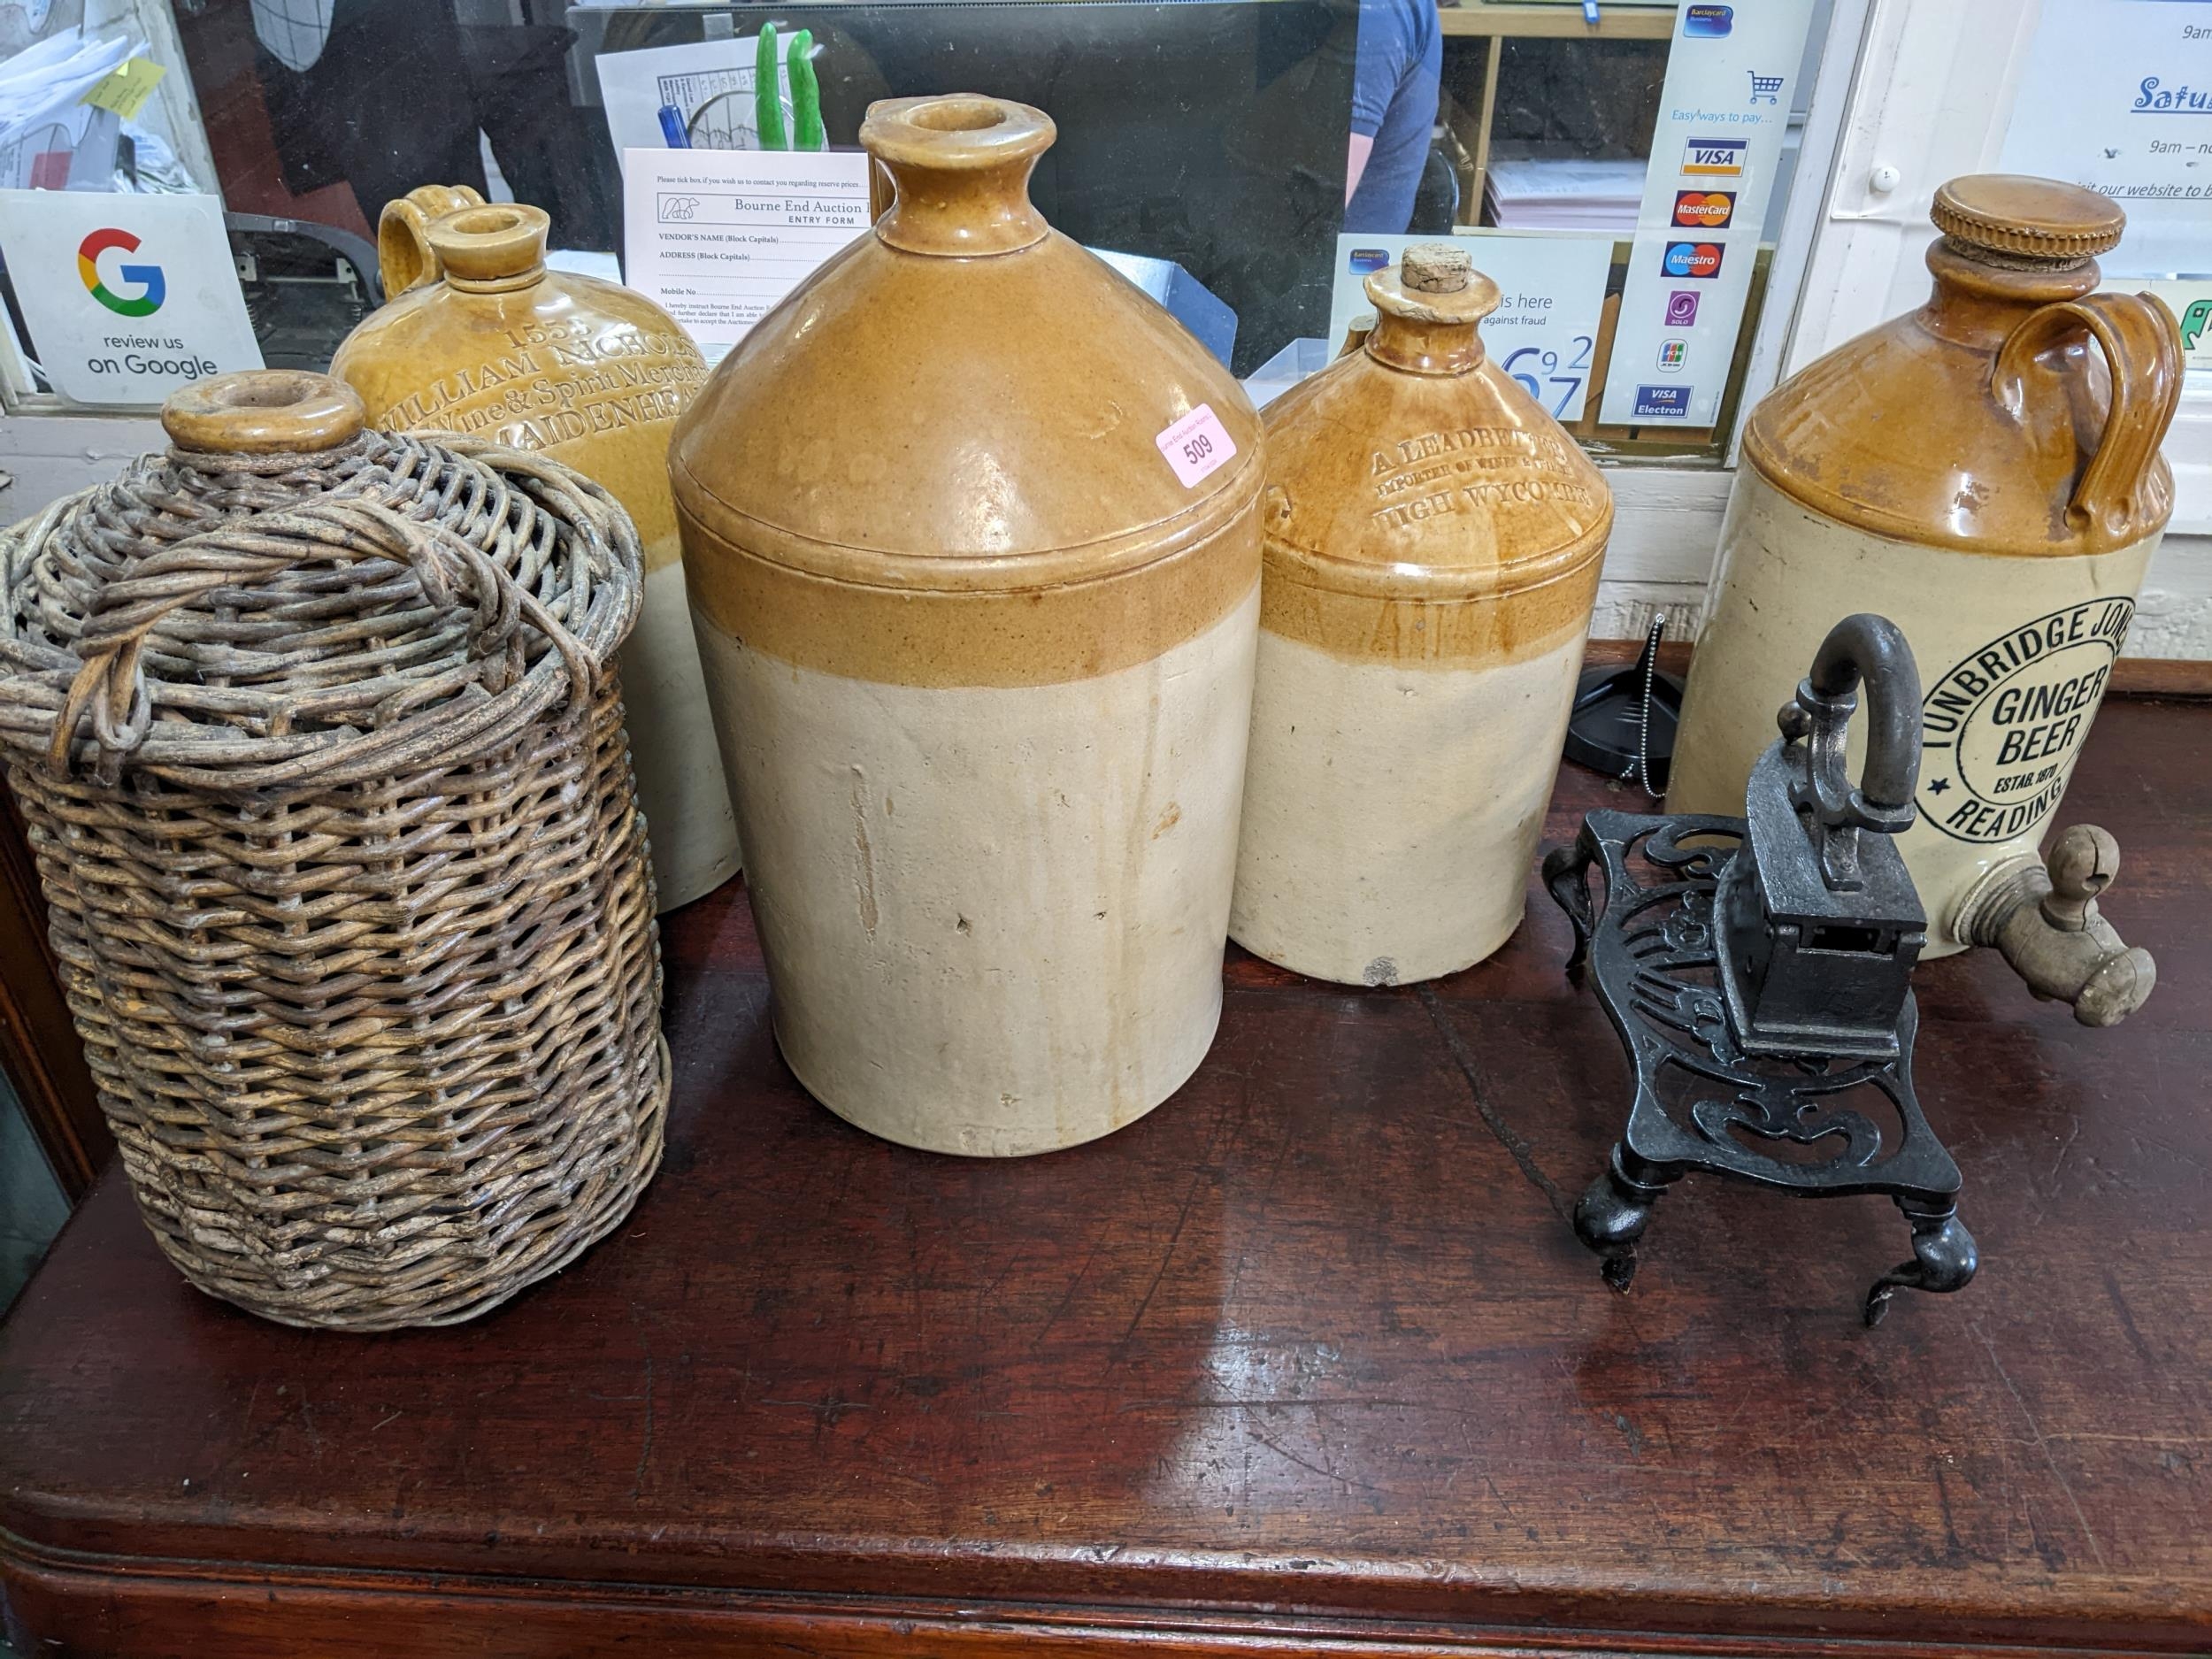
[1917,240,2101,351]
[861,96,1055,257]
[1365,312,1485,375]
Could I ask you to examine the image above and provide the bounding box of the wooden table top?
[4,698,2209,1658]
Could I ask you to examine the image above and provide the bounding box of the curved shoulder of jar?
[667,230,1265,587]
[1742,318,2175,557]
[1256,349,1613,601]
[671,441,1261,595]
[542,273,705,364]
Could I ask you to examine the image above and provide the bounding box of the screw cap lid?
[1931,174,2124,267]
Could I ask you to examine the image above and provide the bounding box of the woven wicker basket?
[0,371,666,1330]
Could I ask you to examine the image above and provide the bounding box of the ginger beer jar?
[1667,176,2181,956]
[669,96,1264,1156]
[1231,244,1611,986]
[331,196,737,910]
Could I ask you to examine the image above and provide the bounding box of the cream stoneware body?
[668,96,1264,1156]
[332,192,735,910]
[1232,245,1611,986]
[1667,175,2182,956]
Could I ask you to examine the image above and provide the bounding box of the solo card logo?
[77,227,165,319]
[1673,189,1735,228]
[1682,138,1746,177]
[1632,384,1692,419]
[1663,241,1724,280]
[1665,290,1700,326]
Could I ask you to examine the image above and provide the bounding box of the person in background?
[1344,0,1442,235]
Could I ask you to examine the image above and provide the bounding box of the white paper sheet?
[595,38,755,157]
[621,147,871,359]
[2000,0,2212,279]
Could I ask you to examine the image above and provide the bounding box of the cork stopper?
[1364,245,1501,329]
[163,370,366,455]
[1932,175,2125,270]
[1401,242,1472,294]
[860,95,1055,257]
[424,203,549,292]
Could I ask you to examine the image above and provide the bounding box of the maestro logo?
[1683,4,1732,36]
[1673,189,1736,228]
[77,227,165,318]
[1663,241,1724,280]
[1682,138,1747,177]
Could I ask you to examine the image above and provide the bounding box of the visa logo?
[1683,138,1747,176]
[1633,384,1694,419]
[1684,4,1732,35]
[1663,241,1724,280]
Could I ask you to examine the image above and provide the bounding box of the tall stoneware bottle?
[1668,176,2177,1016]
[331,196,740,910]
[670,96,1264,1156]
[1232,244,1611,985]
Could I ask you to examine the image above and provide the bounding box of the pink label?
[1155,403,1237,488]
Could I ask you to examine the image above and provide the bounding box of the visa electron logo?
[1673,189,1735,228]
[1663,241,1724,280]
[77,228,165,318]
[1683,4,1732,36]
[1682,138,1747,177]
[1633,384,1693,419]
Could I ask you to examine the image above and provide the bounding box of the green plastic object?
[755,24,787,150]
[788,30,825,151]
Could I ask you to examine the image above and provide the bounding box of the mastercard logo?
[1663,241,1724,280]
[1673,190,1735,228]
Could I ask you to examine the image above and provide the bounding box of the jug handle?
[1992,292,2183,541]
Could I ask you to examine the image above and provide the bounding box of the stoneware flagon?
[1232,243,1611,986]
[669,94,1264,1157]
[1666,176,2179,1011]
[331,192,738,910]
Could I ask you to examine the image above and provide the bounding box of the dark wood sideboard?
[3,695,2209,1657]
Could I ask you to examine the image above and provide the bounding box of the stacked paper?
[1483,157,1645,232]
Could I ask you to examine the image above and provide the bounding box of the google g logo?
[77,227,165,318]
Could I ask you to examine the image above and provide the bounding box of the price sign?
[1155,403,1238,488]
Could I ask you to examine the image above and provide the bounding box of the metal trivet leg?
[1544,812,1978,1325]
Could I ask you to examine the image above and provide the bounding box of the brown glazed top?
[163,370,365,455]
[331,196,708,573]
[1744,174,2181,558]
[668,94,1264,689]
[1256,243,1611,667]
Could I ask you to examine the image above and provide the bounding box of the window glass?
[0,0,1839,463]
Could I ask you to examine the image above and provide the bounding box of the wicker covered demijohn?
[0,369,667,1329]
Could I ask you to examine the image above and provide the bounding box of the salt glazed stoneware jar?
[1668,176,2181,969]
[1232,243,1611,987]
[669,94,1265,1157]
[331,192,738,910]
